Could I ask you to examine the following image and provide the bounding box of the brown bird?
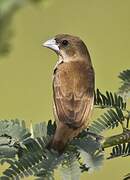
[43,34,95,153]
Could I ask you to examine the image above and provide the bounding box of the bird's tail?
[47,121,83,153]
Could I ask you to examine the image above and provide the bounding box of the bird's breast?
[53,61,94,97]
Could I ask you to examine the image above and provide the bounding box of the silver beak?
[43,38,60,52]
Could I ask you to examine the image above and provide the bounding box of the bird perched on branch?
[43,34,95,153]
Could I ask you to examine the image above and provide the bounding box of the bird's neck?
[58,53,91,65]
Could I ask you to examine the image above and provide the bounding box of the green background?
[0,0,130,179]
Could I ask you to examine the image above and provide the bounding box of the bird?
[43,34,95,153]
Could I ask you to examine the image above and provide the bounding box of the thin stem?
[102,129,130,149]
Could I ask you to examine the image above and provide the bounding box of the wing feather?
[53,61,94,129]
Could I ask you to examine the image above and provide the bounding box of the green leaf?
[108,142,130,159]
[47,120,56,136]
[71,133,104,172]
[118,69,130,98]
[60,159,81,180]
[89,108,125,134]
[59,150,81,180]
[0,119,30,164]
[94,89,126,110]
[1,137,64,179]
[124,173,130,180]
[31,122,47,138]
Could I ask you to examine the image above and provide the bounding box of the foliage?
[1,1,130,180]
[108,142,130,159]
[0,119,30,164]
[2,137,64,179]
[89,108,127,134]
[124,173,130,180]
[72,135,104,173]
[59,153,81,180]
[0,120,104,179]
[118,69,130,98]
[0,0,19,55]
[0,8,130,177]
[88,69,130,179]
[94,89,126,110]
[0,0,48,56]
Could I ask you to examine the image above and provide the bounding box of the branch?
[102,129,130,149]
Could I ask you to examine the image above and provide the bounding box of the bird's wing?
[53,63,94,129]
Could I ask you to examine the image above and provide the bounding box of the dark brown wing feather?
[53,61,95,129]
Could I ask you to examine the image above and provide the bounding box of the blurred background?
[0,0,130,179]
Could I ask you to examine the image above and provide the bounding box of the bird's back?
[51,60,94,152]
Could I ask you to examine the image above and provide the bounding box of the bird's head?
[43,34,90,61]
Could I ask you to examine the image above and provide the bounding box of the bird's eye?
[61,40,69,46]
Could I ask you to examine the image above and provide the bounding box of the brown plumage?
[43,34,95,153]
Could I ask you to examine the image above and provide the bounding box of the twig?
[102,129,130,149]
